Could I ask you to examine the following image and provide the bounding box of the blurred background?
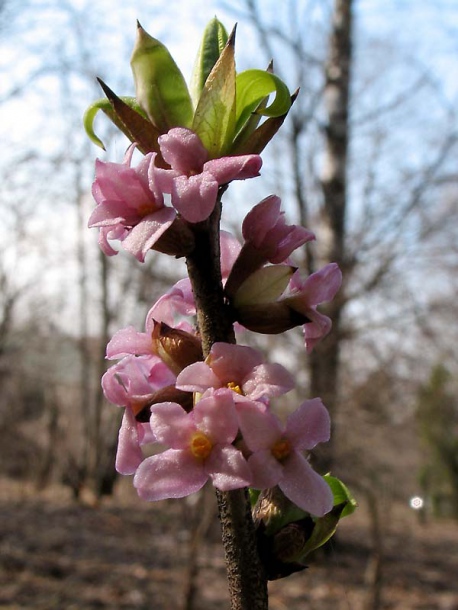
[1,0,457,608]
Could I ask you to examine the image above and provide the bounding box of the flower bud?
[152,321,203,375]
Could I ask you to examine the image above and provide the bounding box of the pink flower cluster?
[91,126,343,518]
[104,333,333,516]
[88,127,261,260]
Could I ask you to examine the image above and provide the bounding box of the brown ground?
[0,478,457,610]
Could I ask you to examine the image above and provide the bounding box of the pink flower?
[238,399,333,516]
[102,355,175,406]
[282,263,342,352]
[176,342,294,403]
[156,128,262,223]
[225,196,314,298]
[242,195,315,264]
[88,146,176,262]
[147,278,196,328]
[133,389,251,500]
[102,355,174,474]
[232,262,342,352]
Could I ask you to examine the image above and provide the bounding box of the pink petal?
[237,401,282,451]
[134,449,207,501]
[206,445,252,490]
[171,174,219,222]
[98,227,120,256]
[220,231,242,279]
[292,263,342,306]
[176,362,221,393]
[302,310,332,353]
[87,200,130,227]
[285,399,331,451]
[149,402,195,448]
[102,366,130,406]
[269,224,315,264]
[147,278,196,327]
[193,389,238,444]
[106,326,153,359]
[102,356,161,405]
[115,409,144,475]
[242,195,282,246]
[243,363,295,401]
[158,127,208,174]
[208,343,264,385]
[279,452,333,516]
[204,154,262,184]
[121,208,176,262]
[247,450,284,489]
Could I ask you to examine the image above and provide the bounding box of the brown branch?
[185,190,268,609]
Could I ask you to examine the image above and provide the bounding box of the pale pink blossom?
[242,195,315,264]
[225,196,314,298]
[156,128,262,223]
[238,398,333,516]
[88,146,176,261]
[102,355,174,474]
[133,389,251,500]
[232,262,342,352]
[147,278,196,328]
[282,263,342,352]
[176,342,294,403]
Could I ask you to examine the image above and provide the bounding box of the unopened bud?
[152,321,203,375]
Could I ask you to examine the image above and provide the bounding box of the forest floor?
[0,478,457,610]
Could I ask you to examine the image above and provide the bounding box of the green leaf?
[190,17,228,108]
[234,265,295,308]
[298,502,347,559]
[192,27,237,157]
[130,22,193,131]
[83,99,110,149]
[324,474,358,517]
[83,93,149,151]
[232,90,298,155]
[235,69,291,138]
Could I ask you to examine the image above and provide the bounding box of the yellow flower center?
[271,438,292,462]
[227,381,244,395]
[190,432,213,460]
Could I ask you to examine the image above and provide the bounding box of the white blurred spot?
[409,496,424,510]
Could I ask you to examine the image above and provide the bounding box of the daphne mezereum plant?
[84,17,356,609]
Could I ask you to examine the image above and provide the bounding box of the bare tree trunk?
[310,0,353,472]
[75,161,92,487]
[364,488,384,610]
[93,250,114,498]
[181,485,216,610]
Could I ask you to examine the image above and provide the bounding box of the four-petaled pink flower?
[134,389,252,500]
[176,342,294,403]
[156,128,262,223]
[238,398,334,516]
[88,146,176,262]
